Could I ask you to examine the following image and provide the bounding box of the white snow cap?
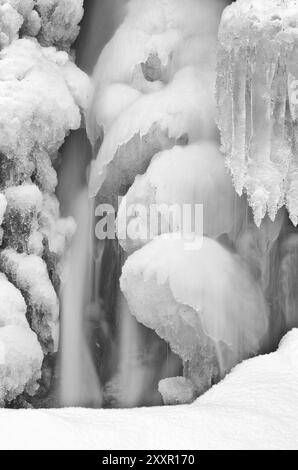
[5,184,43,214]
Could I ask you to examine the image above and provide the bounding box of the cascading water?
[60,190,102,408]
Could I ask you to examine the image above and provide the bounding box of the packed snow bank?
[0,329,298,449]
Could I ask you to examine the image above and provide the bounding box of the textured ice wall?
[217,0,298,226]
[0,0,88,406]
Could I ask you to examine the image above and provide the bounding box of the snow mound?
[117,142,246,253]
[0,329,298,449]
[217,0,298,226]
[0,273,43,405]
[0,249,59,353]
[0,38,89,187]
[121,235,269,394]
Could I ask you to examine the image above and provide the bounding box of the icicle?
[217,0,298,226]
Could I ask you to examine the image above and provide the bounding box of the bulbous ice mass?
[0,38,89,188]
[117,142,246,254]
[0,273,43,405]
[89,67,216,200]
[0,249,59,353]
[121,236,269,394]
[217,0,298,226]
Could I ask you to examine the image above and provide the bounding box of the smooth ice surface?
[0,273,43,405]
[217,0,298,226]
[0,329,298,449]
[121,236,269,391]
[117,142,246,253]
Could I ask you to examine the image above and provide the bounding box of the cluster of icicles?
[217,0,298,227]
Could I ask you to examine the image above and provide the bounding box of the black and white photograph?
[0,0,297,452]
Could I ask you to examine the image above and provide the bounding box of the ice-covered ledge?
[1,329,298,450]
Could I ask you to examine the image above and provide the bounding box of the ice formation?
[35,0,84,50]
[117,142,246,254]
[88,0,223,200]
[0,1,88,405]
[0,0,84,50]
[121,236,269,395]
[89,67,216,201]
[0,38,88,185]
[217,0,298,226]
[0,249,59,353]
[0,273,43,405]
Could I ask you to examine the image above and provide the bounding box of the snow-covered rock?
[121,235,269,395]
[158,377,196,405]
[0,249,59,354]
[217,0,298,226]
[117,142,246,253]
[0,38,88,187]
[0,273,43,405]
[0,0,84,50]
